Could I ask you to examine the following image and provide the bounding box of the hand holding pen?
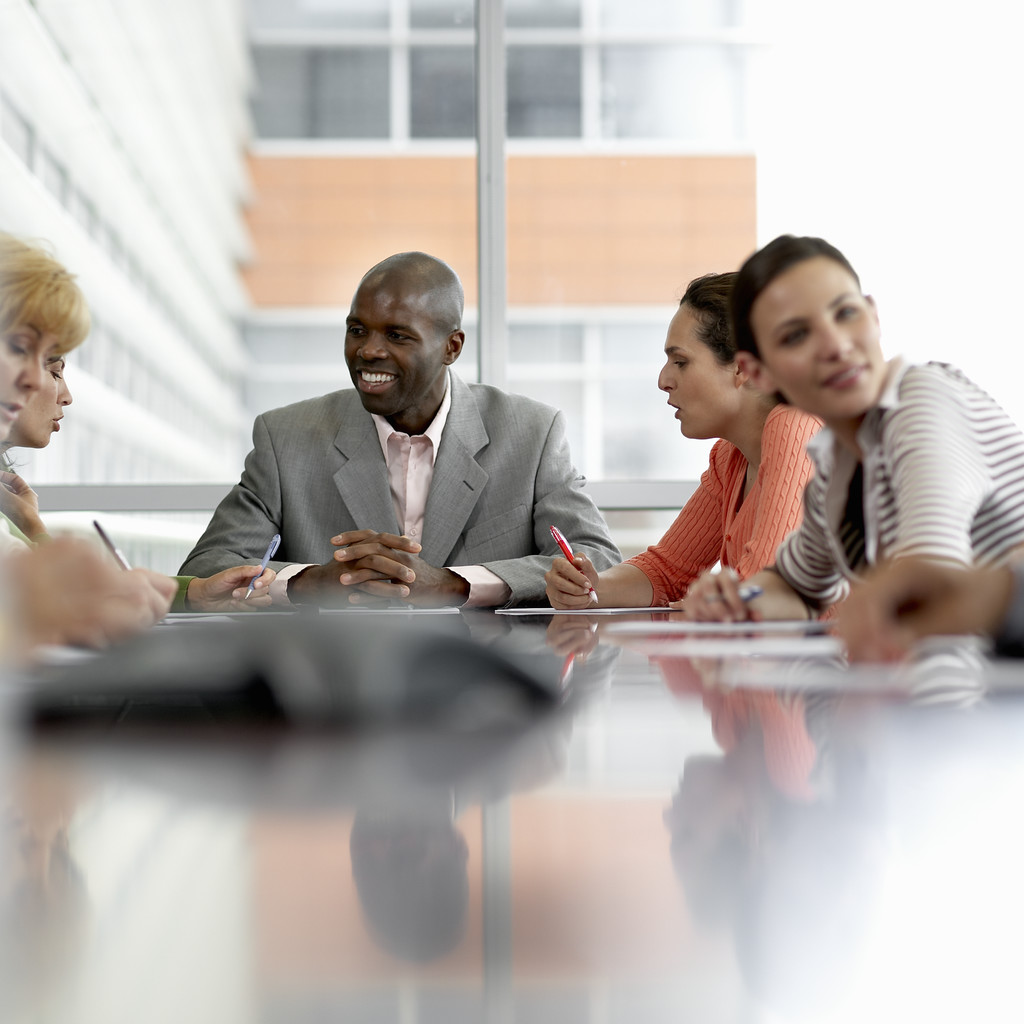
[548,525,599,606]
[674,568,766,622]
[245,534,280,600]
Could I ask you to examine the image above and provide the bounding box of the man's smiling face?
[344,270,464,436]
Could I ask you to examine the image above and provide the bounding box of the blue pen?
[737,583,764,602]
[245,533,280,600]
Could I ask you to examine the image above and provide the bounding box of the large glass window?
[251,48,390,138]
[248,0,390,30]
[508,324,584,364]
[507,0,580,28]
[410,0,474,29]
[599,0,741,30]
[248,16,748,146]
[314,49,390,137]
[507,47,581,138]
[409,47,476,138]
[601,45,743,141]
[245,0,755,494]
[250,48,307,136]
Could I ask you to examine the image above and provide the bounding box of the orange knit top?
[627,404,821,605]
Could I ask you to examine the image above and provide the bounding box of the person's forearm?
[1,505,47,541]
[751,568,815,620]
[595,562,656,607]
[23,514,49,542]
[993,566,1024,654]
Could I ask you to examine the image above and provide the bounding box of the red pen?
[559,651,576,687]
[549,525,598,604]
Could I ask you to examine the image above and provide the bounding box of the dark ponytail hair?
[680,271,738,367]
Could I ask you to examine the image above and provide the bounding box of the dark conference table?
[3,608,1024,1023]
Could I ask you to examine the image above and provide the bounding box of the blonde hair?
[0,233,90,355]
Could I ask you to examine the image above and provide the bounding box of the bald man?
[181,252,619,608]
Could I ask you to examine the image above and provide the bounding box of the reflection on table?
[3,611,1024,1023]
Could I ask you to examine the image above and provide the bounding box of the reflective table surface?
[4,609,1024,1023]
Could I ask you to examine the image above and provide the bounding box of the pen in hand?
[93,520,132,571]
[549,525,598,605]
[702,581,763,606]
[245,533,281,600]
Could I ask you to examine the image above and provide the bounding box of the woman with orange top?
[544,272,821,609]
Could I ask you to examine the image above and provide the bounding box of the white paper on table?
[157,614,239,625]
[612,635,843,658]
[495,606,674,616]
[605,618,831,635]
[27,644,100,664]
[318,606,462,615]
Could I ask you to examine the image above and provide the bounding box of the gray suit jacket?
[180,375,620,605]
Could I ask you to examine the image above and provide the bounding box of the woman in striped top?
[544,271,821,609]
[684,235,1024,622]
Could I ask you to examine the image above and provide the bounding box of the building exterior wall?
[0,0,252,489]
[243,153,756,308]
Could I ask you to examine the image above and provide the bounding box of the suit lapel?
[332,403,401,535]
[420,375,489,564]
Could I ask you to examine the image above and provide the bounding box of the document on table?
[319,606,462,615]
[27,644,100,665]
[609,634,843,658]
[158,613,240,625]
[605,619,831,635]
[495,607,674,616]
[159,607,463,623]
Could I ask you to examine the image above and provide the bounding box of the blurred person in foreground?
[545,272,820,610]
[839,557,1024,662]
[0,233,272,655]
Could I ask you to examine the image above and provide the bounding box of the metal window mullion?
[581,0,601,141]
[390,0,410,141]
[476,0,507,388]
[307,48,319,138]
[390,44,410,141]
[581,38,601,141]
[583,321,604,478]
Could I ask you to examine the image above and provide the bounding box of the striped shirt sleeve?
[776,361,1024,611]
[878,368,988,564]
